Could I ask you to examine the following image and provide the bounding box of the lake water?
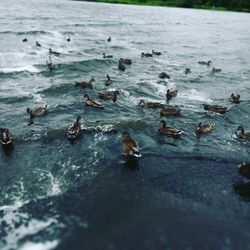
[0,0,250,249]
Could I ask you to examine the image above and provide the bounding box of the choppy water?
[0,0,250,249]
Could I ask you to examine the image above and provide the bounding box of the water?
[0,0,250,249]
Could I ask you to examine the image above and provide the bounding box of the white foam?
[178,89,213,103]
[0,65,39,73]
[19,241,59,250]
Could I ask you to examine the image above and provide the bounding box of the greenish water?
[0,0,250,249]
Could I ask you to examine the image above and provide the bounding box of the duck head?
[84,94,90,100]
[27,108,31,114]
[237,126,244,135]
[0,128,11,144]
[203,104,209,110]
[122,131,130,139]
[138,100,146,107]
[112,92,118,103]
[160,120,166,128]
[90,78,95,83]
[207,60,212,65]
[76,115,81,123]
[198,122,202,128]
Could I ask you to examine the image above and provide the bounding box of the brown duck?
[138,100,163,109]
[203,104,228,114]
[230,93,240,104]
[99,90,119,102]
[166,89,178,102]
[122,132,141,158]
[75,78,95,88]
[158,120,183,138]
[27,105,48,118]
[83,94,103,108]
[235,126,250,141]
[196,122,214,133]
[160,107,180,116]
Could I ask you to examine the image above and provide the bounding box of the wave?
[0,65,40,74]
[0,30,50,36]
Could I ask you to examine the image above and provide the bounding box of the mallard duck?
[159,72,170,79]
[235,126,250,141]
[230,93,240,104]
[203,104,227,114]
[212,67,221,73]
[66,116,81,140]
[49,48,60,56]
[166,89,178,102]
[23,38,28,42]
[27,105,48,118]
[105,75,112,86]
[185,68,191,75]
[36,41,41,47]
[99,90,119,102]
[141,52,153,57]
[160,107,180,116]
[198,60,211,66]
[107,36,111,42]
[196,122,214,133]
[121,58,132,65]
[238,162,250,180]
[152,50,161,56]
[0,128,13,145]
[122,132,141,158]
[138,100,163,108]
[103,53,113,59]
[158,120,183,138]
[67,36,70,42]
[75,78,95,88]
[83,94,103,108]
[118,59,126,71]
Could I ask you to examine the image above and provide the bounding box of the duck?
[138,99,163,109]
[141,52,153,57]
[238,162,250,180]
[121,58,132,65]
[166,89,178,102]
[107,36,111,42]
[27,105,48,118]
[49,48,60,56]
[105,75,112,86]
[159,72,170,79]
[0,128,13,145]
[36,41,41,47]
[118,58,126,71]
[160,107,180,116]
[23,38,28,42]
[122,132,141,158]
[75,78,95,88]
[103,53,113,59]
[83,94,103,108]
[203,104,228,114]
[158,120,183,138]
[152,50,161,56]
[185,68,191,75]
[99,90,119,102]
[230,93,240,104]
[67,36,70,42]
[196,122,214,133]
[46,58,54,72]
[66,116,81,140]
[235,126,250,141]
[212,67,221,73]
[198,60,211,66]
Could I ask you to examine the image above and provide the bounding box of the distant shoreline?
[75,0,250,13]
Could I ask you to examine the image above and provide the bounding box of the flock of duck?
[0,36,249,180]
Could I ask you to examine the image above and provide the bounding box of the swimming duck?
[49,48,60,57]
[196,122,214,133]
[122,132,141,158]
[118,58,126,71]
[230,93,240,104]
[0,128,13,145]
[159,72,170,79]
[46,59,54,72]
[158,120,183,138]
[212,67,221,73]
[23,38,28,42]
[141,52,153,57]
[36,41,41,47]
[83,94,103,108]
[66,116,81,140]
[235,126,250,141]
[103,53,113,59]
[67,36,70,42]
[198,60,211,66]
[238,162,250,180]
[99,90,119,102]
[105,75,112,86]
[185,68,191,75]
[166,89,178,102]
[107,36,111,42]
[27,105,48,118]
[75,78,95,88]
[160,107,180,116]
[203,104,228,114]
[121,58,132,65]
[138,100,163,109]
[152,50,161,56]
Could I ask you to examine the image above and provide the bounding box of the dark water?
[0,0,250,249]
